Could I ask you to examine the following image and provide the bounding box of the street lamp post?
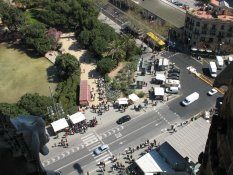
[219,42,224,55]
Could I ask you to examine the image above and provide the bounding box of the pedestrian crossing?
[42,126,122,167]
[81,132,112,164]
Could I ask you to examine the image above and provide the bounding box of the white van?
[216,56,224,69]
[165,87,179,94]
[182,92,199,106]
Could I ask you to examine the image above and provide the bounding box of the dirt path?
[108,62,126,79]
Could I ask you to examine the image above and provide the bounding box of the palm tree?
[107,39,126,65]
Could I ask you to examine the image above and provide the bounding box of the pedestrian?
[66,143,69,148]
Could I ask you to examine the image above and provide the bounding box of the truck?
[216,56,224,69]
[209,61,217,78]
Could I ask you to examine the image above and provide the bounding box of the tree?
[17,93,53,117]
[107,39,126,65]
[0,103,29,118]
[20,22,52,55]
[97,58,117,74]
[1,7,25,32]
[55,53,80,80]
[47,27,62,50]
[91,37,108,57]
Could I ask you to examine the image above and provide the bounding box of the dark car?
[167,75,180,80]
[168,68,180,74]
[117,115,131,124]
[168,73,180,77]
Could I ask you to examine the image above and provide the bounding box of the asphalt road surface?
[44,105,181,174]
[161,51,222,119]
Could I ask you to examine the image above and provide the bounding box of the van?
[165,87,179,94]
[182,92,199,106]
[216,56,224,69]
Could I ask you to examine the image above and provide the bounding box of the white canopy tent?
[51,118,69,133]
[128,93,140,102]
[69,112,86,125]
[117,98,128,105]
[155,74,166,82]
[154,87,165,96]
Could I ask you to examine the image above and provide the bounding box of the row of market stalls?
[51,112,86,133]
[116,93,140,106]
[79,80,91,106]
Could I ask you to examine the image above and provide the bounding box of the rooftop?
[189,8,233,21]
[165,118,210,163]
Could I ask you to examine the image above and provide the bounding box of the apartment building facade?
[183,4,233,53]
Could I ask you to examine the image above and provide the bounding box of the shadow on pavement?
[73,163,84,175]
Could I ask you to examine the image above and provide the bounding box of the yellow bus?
[146,32,166,51]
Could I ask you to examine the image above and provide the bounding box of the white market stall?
[153,87,165,100]
[117,98,129,105]
[51,118,69,133]
[68,112,86,125]
[128,93,140,103]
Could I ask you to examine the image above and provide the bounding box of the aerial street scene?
[0,0,233,175]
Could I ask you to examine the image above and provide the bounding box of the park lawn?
[0,44,57,103]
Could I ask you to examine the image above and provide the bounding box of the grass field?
[0,43,57,103]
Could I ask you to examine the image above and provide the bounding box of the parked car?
[167,75,180,80]
[208,88,218,96]
[168,73,180,77]
[165,87,179,94]
[117,115,131,124]
[168,68,180,74]
[93,144,109,155]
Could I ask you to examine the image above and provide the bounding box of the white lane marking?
[81,135,96,142]
[81,133,95,139]
[155,122,162,126]
[55,152,92,171]
[95,154,110,162]
[83,137,99,147]
[115,132,122,138]
[88,143,102,151]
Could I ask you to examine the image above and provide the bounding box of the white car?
[208,88,218,96]
[93,144,109,155]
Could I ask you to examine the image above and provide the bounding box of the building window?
[212,24,216,29]
[203,23,207,28]
[221,25,224,30]
[196,22,200,27]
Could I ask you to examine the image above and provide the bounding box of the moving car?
[208,88,218,96]
[93,144,109,155]
[182,92,199,106]
[168,68,180,74]
[117,115,131,124]
[168,73,180,77]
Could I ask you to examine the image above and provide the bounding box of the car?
[168,68,180,74]
[168,73,180,77]
[167,75,180,80]
[116,115,131,124]
[93,144,109,155]
[208,88,218,96]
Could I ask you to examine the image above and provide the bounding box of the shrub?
[137,91,146,98]
[97,58,117,74]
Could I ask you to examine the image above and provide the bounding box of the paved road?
[161,51,222,119]
[44,104,181,174]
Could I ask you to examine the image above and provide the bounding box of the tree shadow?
[7,43,43,59]
[46,65,60,83]
[73,163,84,175]
[68,40,82,51]
[78,51,94,64]
[88,69,101,79]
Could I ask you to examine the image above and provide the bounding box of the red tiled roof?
[79,80,91,105]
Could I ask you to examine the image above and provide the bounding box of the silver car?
[93,144,109,155]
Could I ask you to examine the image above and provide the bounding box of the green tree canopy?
[1,7,25,32]
[55,53,80,80]
[20,22,52,55]
[97,58,117,74]
[0,103,29,118]
[17,93,53,117]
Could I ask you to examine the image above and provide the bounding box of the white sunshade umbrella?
[191,48,198,51]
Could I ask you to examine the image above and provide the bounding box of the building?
[183,0,233,54]
[79,80,91,106]
[130,118,210,175]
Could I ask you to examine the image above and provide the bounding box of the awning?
[117,98,128,105]
[79,80,91,105]
[128,93,139,102]
[206,49,212,53]
[136,150,174,173]
[163,58,169,66]
[51,118,69,132]
[154,87,165,96]
[155,74,166,81]
[199,49,205,52]
[69,112,86,125]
